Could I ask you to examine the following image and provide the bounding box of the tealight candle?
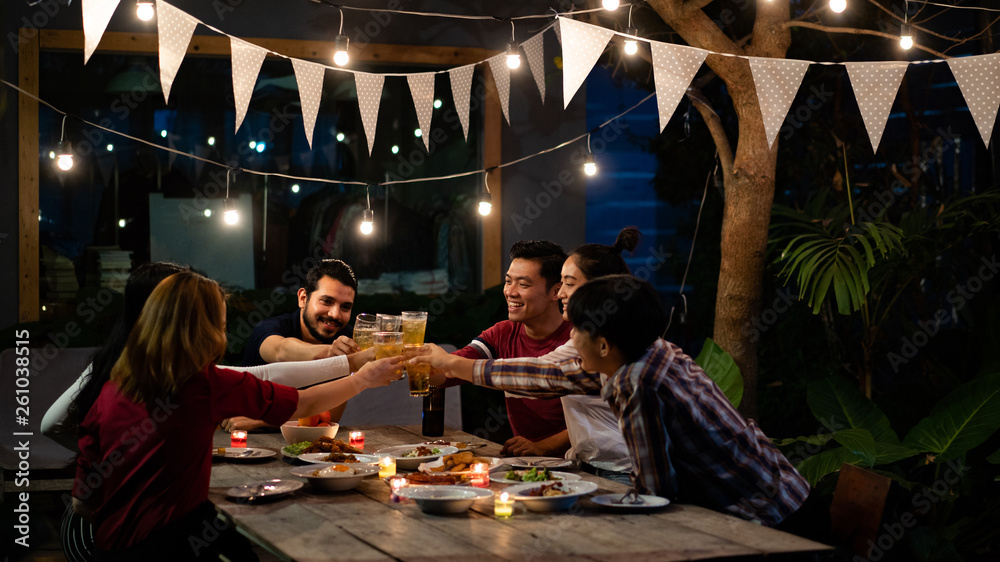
[494,492,514,519]
[230,430,247,448]
[349,431,365,450]
[470,462,490,488]
[389,476,407,503]
[379,456,396,478]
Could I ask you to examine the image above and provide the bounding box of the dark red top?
[74,365,298,550]
[454,320,572,441]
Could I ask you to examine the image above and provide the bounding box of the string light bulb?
[624,28,639,56]
[223,169,239,225]
[829,0,846,13]
[333,9,350,66]
[899,23,913,50]
[479,171,493,216]
[583,133,597,176]
[505,22,520,69]
[360,186,374,235]
[136,0,155,21]
[56,115,73,172]
[602,0,620,11]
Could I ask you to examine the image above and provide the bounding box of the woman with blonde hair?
[73,271,402,560]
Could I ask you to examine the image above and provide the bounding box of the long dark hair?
[570,226,640,279]
[68,262,188,423]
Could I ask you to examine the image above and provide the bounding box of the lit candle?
[230,430,247,448]
[389,476,406,503]
[379,456,396,478]
[470,462,490,488]
[494,492,514,519]
[349,431,365,450]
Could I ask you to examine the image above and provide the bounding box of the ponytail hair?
[569,226,641,280]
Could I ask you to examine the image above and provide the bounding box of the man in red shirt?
[453,240,571,457]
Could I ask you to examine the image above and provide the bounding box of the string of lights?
[909,0,1000,12]
[309,0,620,21]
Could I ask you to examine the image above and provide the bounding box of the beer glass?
[353,313,377,350]
[374,331,404,377]
[403,344,431,397]
[401,311,428,346]
[376,313,401,332]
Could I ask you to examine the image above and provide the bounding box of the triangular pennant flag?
[354,71,385,156]
[230,37,268,133]
[947,54,1000,147]
[82,0,121,64]
[748,57,811,149]
[554,19,562,46]
[559,17,615,108]
[844,61,909,152]
[156,0,198,104]
[650,42,707,133]
[449,64,475,141]
[522,32,546,102]
[407,73,436,152]
[487,54,511,125]
[291,59,326,149]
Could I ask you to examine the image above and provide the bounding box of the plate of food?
[227,479,303,501]
[418,451,502,476]
[395,485,493,514]
[506,480,598,512]
[508,456,573,469]
[290,463,378,492]
[590,493,671,511]
[298,452,381,465]
[374,444,459,471]
[282,437,364,459]
[490,468,581,484]
[422,439,487,451]
[213,447,277,461]
[388,473,468,486]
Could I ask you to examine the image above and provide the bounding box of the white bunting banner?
[845,61,909,153]
[156,0,198,104]
[291,59,326,149]
[82,0,121,64]
[947,54,1000,147]
[559,17,615,108]
[355,71,385,156]
[407,73,436,152]
[522,32,546,102]
[449,64,475,141]
[650,42,707,133]
[748,57,811,149]
[487,54,512,125]
[230,37,268,133]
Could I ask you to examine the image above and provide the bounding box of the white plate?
[509,456,573,469]
[506,480,599,512]
[227,479,303,500]
[489,470,581,485]
[590,494,671,511]
[395,485,493,514]
[418,456,503,474]
[298,452,380,465]
[213,448,276,461]
[290,464,378,492]
[374,445,459,470]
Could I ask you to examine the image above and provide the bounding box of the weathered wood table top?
[209,425,829,561]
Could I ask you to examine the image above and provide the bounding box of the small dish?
[417,455,503,475]
[508,456,573,469]
[297,452,380,465]
[213,448,276,461]
[279,421,340,445]
[590,494,671,511]
[374,444,459,471]
[489,470,581,485]
[394,485,493,514]
[506,480,598,512]
[227,479,302,501]
[290,463,377,492]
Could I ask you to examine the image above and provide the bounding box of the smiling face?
[556,256,587,321]
[298,275,355,344]
[503,258,560,326]
[571,326,605,374]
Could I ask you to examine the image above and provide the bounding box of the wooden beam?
[481,64,502,290]
[19,29,40,323]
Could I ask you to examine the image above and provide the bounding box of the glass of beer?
[353,313,377,350]
[374,331,404,377]
[377,313,402,332]
[403,344,431,397]
[401,311,428,346]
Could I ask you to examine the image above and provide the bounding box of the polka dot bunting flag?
[522,32,546,103]
[82,0,121,65]
[749,57,811,149]
[947,54,1000,147]
[407,73,436,152]
[157,0,198,105]
[355,71,385,156]
[559,17,615,109]
[291,59,326,149]
[845,61,910,153]
[230,37,268,134]
[487,54,512,125]
[449,64,475,141]
[650,42,708,133]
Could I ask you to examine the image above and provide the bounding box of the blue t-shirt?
[241,310,351,366]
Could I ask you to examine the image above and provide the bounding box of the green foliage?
[902,372,1000,462]
[694,338,742,408]
[806,376,899,443]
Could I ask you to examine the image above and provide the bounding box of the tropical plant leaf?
[694,338,742,408]
[902,373,1000,461]
[795,447,861,487]
[987,448,1000,465]
[774,434,835,448]
[874,442,919,465]
[807,377,900,443]
[831,428,877,467]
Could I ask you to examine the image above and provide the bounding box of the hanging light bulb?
[624,27,639,56]
[223,198,239,225]
[829,0,847,13]
[136,0,155,21]
[360,208,374,235]
[602,0,620,11]
[899,23,913,50]
[506,41,520,69]
[583,154,597,176]
[478,192,492,216]
[332,9,350,66]
[56,141,74,171]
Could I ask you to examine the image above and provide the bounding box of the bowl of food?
[290,463,377,492]
[395,485,493,514]
[280,420,339,445]
[374,444,458,471]
[506,480,598,512]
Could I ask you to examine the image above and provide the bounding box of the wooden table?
[209,425,829,561]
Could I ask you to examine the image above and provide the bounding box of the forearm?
[475,357,601,397]
[534,430,571,456]
[260,336,328,363]
[222,356,351,387]
[292,376,367,419]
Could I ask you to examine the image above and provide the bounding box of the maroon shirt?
[454,320,572,441]
[75,365,298,550]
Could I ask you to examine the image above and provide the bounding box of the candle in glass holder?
[379,457,396,478]
[470,462,490,488]
[494,492,514,519]
[349,431,365,450]
[230,430,247,448]
[389,476,407,503]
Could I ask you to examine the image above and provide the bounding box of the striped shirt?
[475,339,810,526]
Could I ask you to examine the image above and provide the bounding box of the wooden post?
[18,29,40,323]
[481,64,502,291]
